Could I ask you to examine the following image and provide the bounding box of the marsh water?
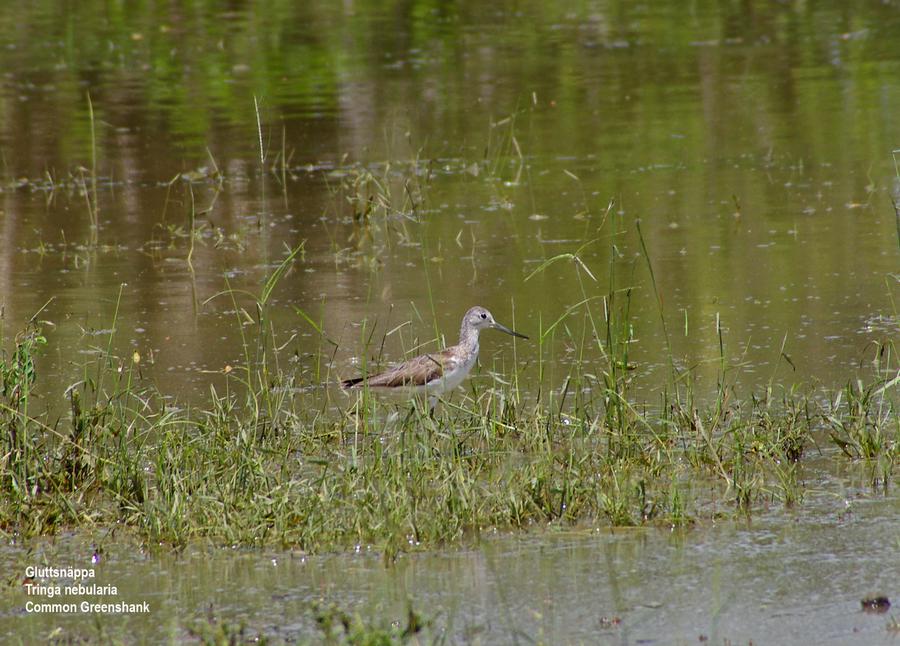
[1,483,898,645]
[1,1,898,643]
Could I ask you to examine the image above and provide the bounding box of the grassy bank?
[0,293,896,557]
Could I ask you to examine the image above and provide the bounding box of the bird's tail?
[341,377,365,389]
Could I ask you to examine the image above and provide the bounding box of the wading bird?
[342,306,528,411]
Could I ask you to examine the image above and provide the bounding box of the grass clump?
[0,315,895,554]
[0,248,896,554]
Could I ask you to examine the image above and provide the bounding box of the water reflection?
[1,3,897,408]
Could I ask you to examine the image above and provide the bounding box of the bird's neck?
[458,326,480,353]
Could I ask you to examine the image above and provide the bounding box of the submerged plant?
[312,599,429,645]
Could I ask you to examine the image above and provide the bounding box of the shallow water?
[0,0,898,643]
[1,461,897,644]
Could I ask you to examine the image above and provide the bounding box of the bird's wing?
[365,349,458,388]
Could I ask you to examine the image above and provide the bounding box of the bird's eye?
[480,313,487,319]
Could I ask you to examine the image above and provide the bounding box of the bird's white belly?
[429,351,477,395]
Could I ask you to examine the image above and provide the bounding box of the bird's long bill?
[492,321,529,339]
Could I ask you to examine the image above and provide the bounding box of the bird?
[341,306,528,410]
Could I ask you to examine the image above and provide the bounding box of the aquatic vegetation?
[325,159,431,260]
[311,600,429,645]
[186,615,268,646]
[0,316,50,518]
[0,156,897,554]
[0,278,894,554]
[185,600,431,646]
[1,145,897,554]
